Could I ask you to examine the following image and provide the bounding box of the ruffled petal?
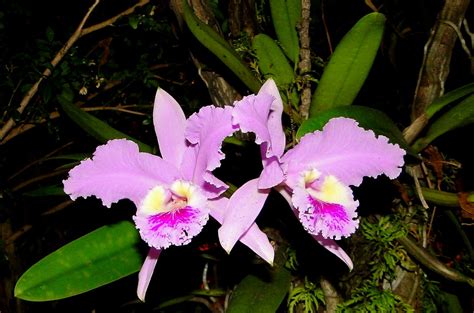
[185,105,237,187]
[233,79,286,161]
[63,139,180,207]
[134,204,210,249]
[209,197,274,264]
[202,171,228,198]
[137,248,161,302]
[276,186,354,270]
[312,234,353,270]
[282,118,405,188]
[153,88,187,167]
[218,178,270,253]
[293,185,359,240]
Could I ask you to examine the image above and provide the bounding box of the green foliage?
[269,0,301,64]
[336,285,414,313]
[14,221,142,301]
[252,33,300,107]
[287,278,325,313]
[252,34,295,88]
[360,216,409,281]
[182,0,261,93]
[421,278,442,313]
[227,247,291,313]
[310,12,386,115]
[425,82,474,118]
[3,1,474,312]
[226,266,291,313]
[22,185,65,197]
[336,216,414,312]
[413,94,474,152]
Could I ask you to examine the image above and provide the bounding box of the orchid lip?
[293,170,360,240]
[134,179,209,249]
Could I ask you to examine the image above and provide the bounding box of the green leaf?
[440,292,464,313]
[46,153,90,161]
[15,221,143,301]
[129,15,140,30]
[59,98,153,153]
[310,13,386,116]
[45,26,54,42]
[297,106,413,154]
[182,0,261,93]
[269,0,301,63]
[425,82,474,118]
[23,185,65,197]
[412,94,474,152]
[420,187,474,207]
[226,249,291,313]
[252,34,295,88]
[227,268,290,313]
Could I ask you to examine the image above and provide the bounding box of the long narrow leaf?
[412,94,474,152]
[23,185,65,197]
[269,0,301,63]
[60,99,152,153]
[252,34,299,108]
[182,0,261,93]
[426,82,474,118]
[252,34,295,87]
[310,13,386,116]
[15,221,143,301]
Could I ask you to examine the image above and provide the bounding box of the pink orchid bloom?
[218,79,405,269]
[63,88,274,301]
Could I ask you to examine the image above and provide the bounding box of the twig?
[463,19,474,47]
[3,104,146,144]
[41,199,75,216]
[5,225,32,246]
[0,0,151,143]
[0,0,101,142]
[298,0,311,120]
[320,277,342,313]
[2,79,121,143]
[12,169,69,192]
[8,141,73,181]
[80,0,150,36]
[320,0,332,54]
[5,200,75,245]
[364,0,379,12]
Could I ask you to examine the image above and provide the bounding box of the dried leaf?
[424,145,444,189]
[458,192,474,220]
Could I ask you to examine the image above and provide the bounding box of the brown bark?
[170,0,241,107]
[404,0,471,144]
[298,0,311,120]
[228,0,257,38]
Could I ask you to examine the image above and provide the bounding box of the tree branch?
[403,0,471,144]
[80,0,150,36]
[0,0,151,143]
[298,0,311,120]
[0,0,101,142]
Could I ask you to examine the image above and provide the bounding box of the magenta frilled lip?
[133,180,210,249]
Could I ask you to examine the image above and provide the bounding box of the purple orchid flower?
[63,88,274,301]
[218,79,405,269]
